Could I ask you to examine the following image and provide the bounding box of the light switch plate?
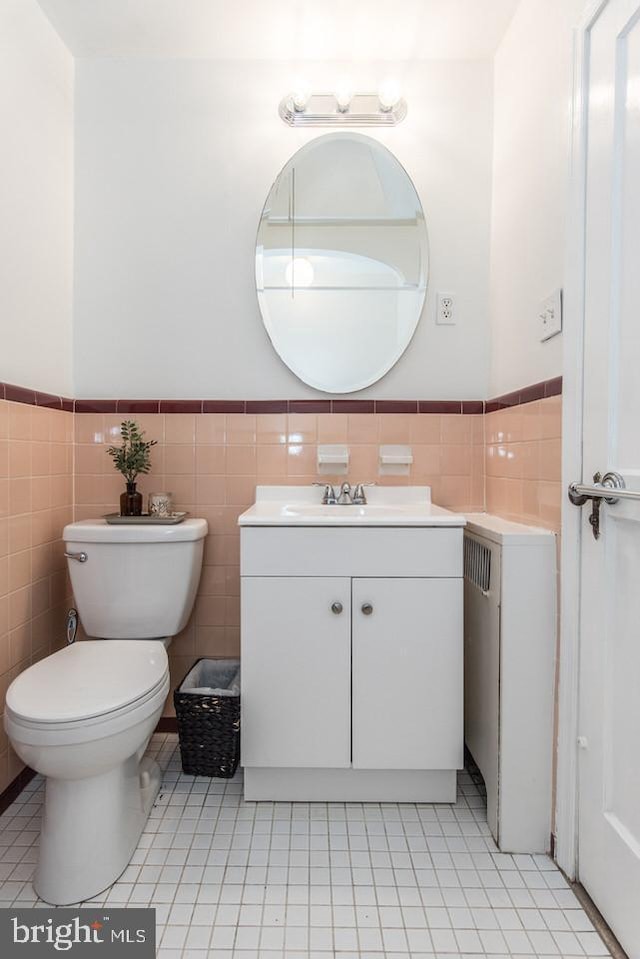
[539,288,562,341]
[436,292,455,325]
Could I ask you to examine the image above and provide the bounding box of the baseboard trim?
[0,766,36,815]
[155,717,178,733]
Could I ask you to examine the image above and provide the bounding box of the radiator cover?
[464,513,557,854]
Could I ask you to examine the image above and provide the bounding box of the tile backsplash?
[0,385,563,788]
[74,411,485,714]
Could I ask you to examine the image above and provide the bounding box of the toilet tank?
[63,519,208,639]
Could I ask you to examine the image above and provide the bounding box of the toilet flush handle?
[64,550,88,563]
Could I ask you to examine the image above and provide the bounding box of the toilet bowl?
[4,518,207,905]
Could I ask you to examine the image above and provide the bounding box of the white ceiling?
[37,0,521,60]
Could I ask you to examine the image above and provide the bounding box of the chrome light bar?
[279,93,407,127]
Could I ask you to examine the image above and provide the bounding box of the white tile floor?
[0,734,609,959]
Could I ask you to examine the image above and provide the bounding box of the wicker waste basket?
[174,658,240,777]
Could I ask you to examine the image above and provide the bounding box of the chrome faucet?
[314,481,375,505]
[337,482,353,505]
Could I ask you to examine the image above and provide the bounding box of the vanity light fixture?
[334,77,354,113]
[378,77,402,112]
[291,79,312,112]
[279,81,406,126]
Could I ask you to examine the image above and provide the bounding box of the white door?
[573,2,640,954]
[351,577,463,770]
[241,577,351,767]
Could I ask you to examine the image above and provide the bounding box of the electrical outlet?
[539,288,563,341]
[436,292,455,325]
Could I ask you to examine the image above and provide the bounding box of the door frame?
[555,0,611,880]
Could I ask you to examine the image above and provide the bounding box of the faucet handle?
[353,482,375,505]
[313,482,337,505]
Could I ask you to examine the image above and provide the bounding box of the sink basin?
[283,503,430,520]
[238,486,466,527]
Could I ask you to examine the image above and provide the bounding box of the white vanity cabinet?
[352,577,462,771]
[239,498,465,802]
[241,576,352,769]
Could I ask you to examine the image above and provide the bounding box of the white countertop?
[238,486,466,528]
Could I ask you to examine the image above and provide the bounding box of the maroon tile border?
[519,382,547,405]
[545,376,563,398]
[246,400,288,414]
[74,399,117,413]
[1,378,562,415]
[1,382,74,410]
[116,400,160,414]
[486,376,563,412]
[419,400,463,414]
[156,717,179,733]
[0,766,36,816]
[288,400,332,413]
[5,383,37,406]
[202,400,245,413]
[375,400,419,413]
[332,400,375,413]
[159,400,203,413]
[36,392,63,410]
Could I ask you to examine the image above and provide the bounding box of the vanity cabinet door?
[352,577,463,770]
[241,576,351,768]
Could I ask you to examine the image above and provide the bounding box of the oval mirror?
[255,133,428,393]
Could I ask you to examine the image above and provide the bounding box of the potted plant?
[107,420,158,516]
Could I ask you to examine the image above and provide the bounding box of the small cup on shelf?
[148,492,173,517]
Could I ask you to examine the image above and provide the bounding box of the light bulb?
[378,77,402,112]
[285,257,314,288]
[291,80,311,112]
[334,77,353,113]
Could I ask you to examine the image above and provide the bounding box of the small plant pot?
[120,481,143,517]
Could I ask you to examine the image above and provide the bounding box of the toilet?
[4,517,208,906]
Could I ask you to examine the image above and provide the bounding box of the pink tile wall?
[485,395,562,531]
[0,391,564,793]
[74,411,485,714]
[0,401,74,792]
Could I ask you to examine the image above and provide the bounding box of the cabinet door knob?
[361,602,373,615]
[331,602,343,614]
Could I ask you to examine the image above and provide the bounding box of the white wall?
[0,0,74,396]
[489,0,585,396]
[73,59,493,399]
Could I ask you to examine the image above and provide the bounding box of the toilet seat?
[5,640,170,747]
[7,640,168,723]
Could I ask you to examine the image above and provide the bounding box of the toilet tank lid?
[63,518,208,543]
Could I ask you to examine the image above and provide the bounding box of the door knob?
[361,603,373,615]
[568,470,631,539]
[331,602,343,614]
